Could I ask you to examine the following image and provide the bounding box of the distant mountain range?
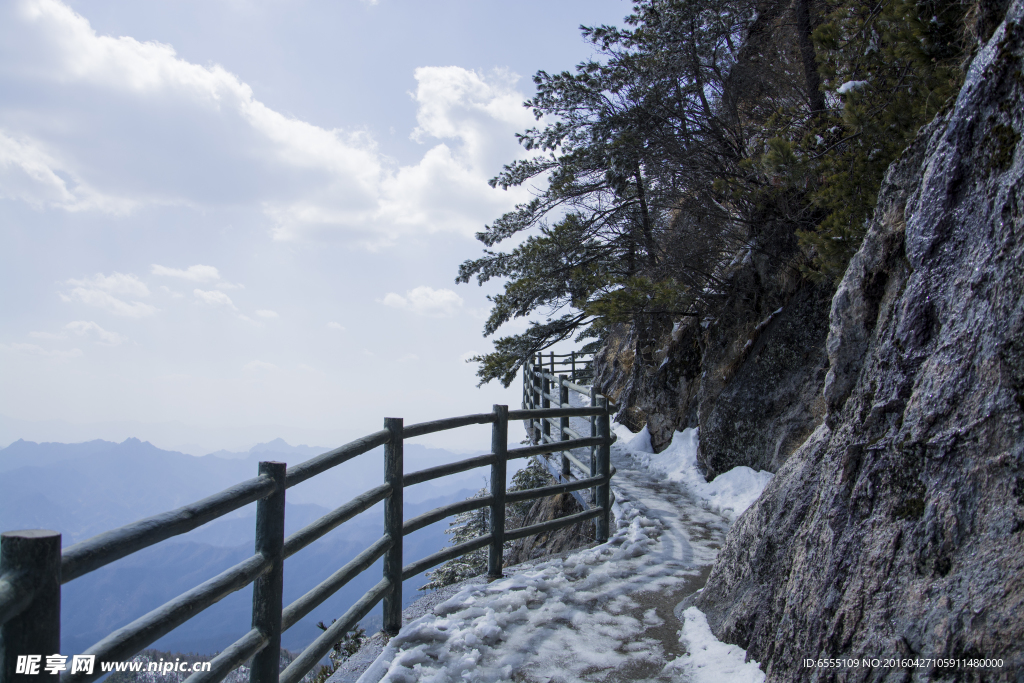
[0,437,486,655]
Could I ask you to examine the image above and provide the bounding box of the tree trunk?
[794,0,825,115]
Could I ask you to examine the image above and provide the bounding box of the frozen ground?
[335,410,772,683]
[619,426,774,522]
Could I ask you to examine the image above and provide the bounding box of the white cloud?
[0,342,83,360]
[27,320,124,345]
[159,285,184,298]
[327,322,344,330]
[29,330,66,340]
[255,309,278,318]
[0,129,134,213]
[382,286,463,317]
[194,289,236,309]
[3,2,534,245]
[65,320,124,345]
[153,264,243,291]
[151,264,220,282]
[62,272,156,317]
[67,271,149,297]
[243,360,278,371]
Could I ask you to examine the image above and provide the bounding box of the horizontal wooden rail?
[505,473,608,505]
[65,553,272,683]
[402,496,493,536]
[508,406,605,420]
[532,414,587,441]
[5,391,615,683]
[0,571,30,627]
[60,475,277,584]
[559,423,586,441]
[285,430,390,488]
[504,508,603,542]
[283,483,391,559]
[539,390,561,404]
[562,379,592,395]
[279,579,392,683]
[282,535,392,631]
[507,435,605,460]
[184,628,267,683]
[404,413,494,438]
[401,534,493,581]
[539,433,591,473]
[403,452,496,487]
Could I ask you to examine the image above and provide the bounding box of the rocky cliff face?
[594,230,832,480]
[505,492,595,566]
[695,5,1024,679]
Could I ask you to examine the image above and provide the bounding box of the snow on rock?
[615,425,773,521]
[664,606,766,683]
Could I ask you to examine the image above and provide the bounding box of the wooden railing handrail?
[60,474,278,584]
[2,379,614,683]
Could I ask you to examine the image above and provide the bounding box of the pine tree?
[419,487,491,590]
[460,0,975,384]
[308,621,365,683]
[458,0,764,387]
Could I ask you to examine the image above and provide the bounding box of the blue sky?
[0,0,628,453]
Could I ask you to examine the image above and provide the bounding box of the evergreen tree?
[459,0,763,387]
[460,0,974,384]
[419,487,491,590]
[309,621,365,683]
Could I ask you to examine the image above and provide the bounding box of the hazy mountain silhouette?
[0,437,484,655]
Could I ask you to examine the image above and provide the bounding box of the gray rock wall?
[594,242,831,478]
[695,6,1024,679]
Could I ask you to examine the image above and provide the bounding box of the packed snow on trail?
[618,425,774,521]
[354,427,770,683]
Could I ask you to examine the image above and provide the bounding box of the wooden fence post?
[596,398,611,543]
[535,354,543,444]
[383,418,404,636]
[559,375,570,479]
[251,462,286,683]
[524,359,533,441]
[570,351,576,383]
[540,373,551,448]
[590,386,598,504]
[488,405,508,578]
[1,530,61,682]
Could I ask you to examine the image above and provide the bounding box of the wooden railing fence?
[0,392,614,683]
[521,353,615,512]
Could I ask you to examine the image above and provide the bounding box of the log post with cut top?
[250,462,286,683]
[382,418,403,635]
[487,405,508,578]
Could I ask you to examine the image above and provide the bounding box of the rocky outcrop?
[696,6,1024,679]
[505,492,595,565]
[594,241,831,479]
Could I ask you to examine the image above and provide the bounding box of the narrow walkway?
[332,411,742,683]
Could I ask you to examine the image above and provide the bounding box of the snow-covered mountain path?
[348,413,769,683]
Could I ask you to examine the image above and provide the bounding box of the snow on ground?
[617,425,773,521]
[350,417,768,683]
[666,607,766,683]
